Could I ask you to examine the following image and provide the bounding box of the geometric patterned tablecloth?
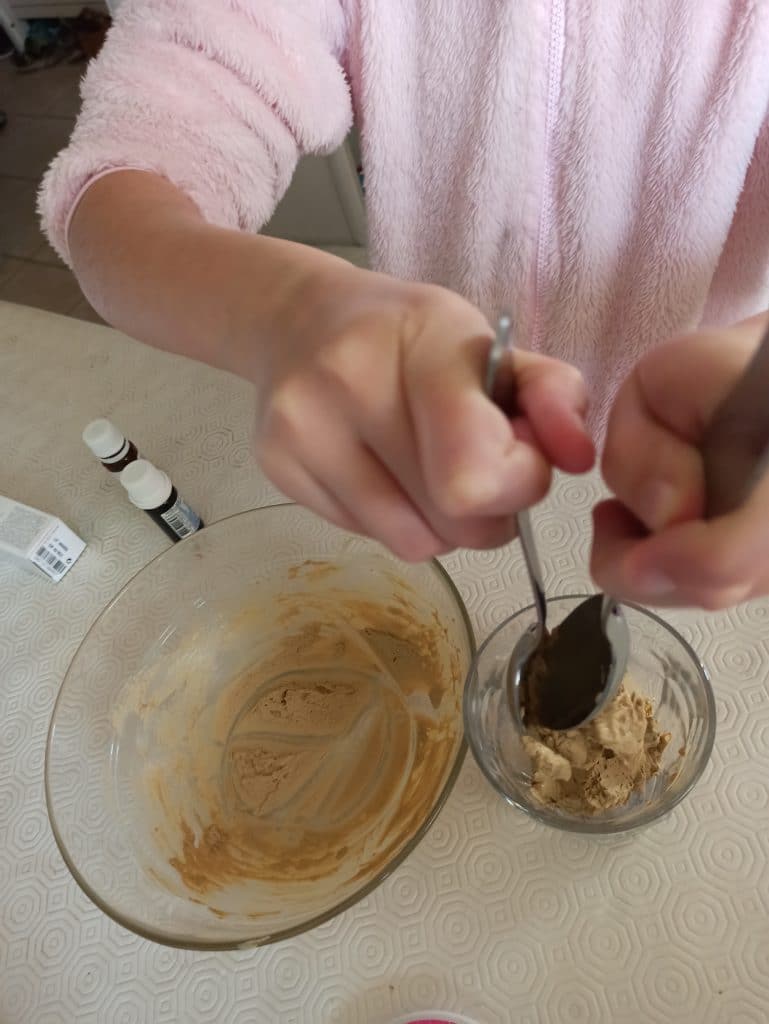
[1,300,768,1024]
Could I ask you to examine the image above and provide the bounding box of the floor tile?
[0,258,84,315]
[31,239,65,267]
[0,253,19,285]
[0,60,85,119]
[0,112,74,180]
[0,177,45,259]
[48,66,87,120]
[67,297,106,325]
[0,57,87,318]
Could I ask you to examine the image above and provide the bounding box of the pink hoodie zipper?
[531,0,566,349]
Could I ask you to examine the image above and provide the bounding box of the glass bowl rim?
[44,503,475,949]
[462,592,716,836]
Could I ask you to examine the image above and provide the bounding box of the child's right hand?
[68,172,592,560]
[252,259,595,560]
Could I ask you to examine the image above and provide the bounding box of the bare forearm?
[67,170,341,377]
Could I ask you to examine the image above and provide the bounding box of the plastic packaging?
[0,495,86,581]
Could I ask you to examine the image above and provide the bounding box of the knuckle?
[527,469,551,506]
[434,461,548,521]
[316,329,375,397]
[254,435,293,489]
[387,521,445,563]
[261,381,306,447]
[699,591,727,612]
[255,448,288,493]
[434,475,487,519]
[403,282,447,320]
[405,283,488,341]
[700,542,744,593]
[393,539,438,563]
[325,508,360,534]
[442,515,518,552]
[558,361,587,394]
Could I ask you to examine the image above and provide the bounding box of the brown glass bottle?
[120,460,204,542]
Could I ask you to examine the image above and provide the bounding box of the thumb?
[602,371,705,532]
[602,327,764,532]
[405,309,552,518]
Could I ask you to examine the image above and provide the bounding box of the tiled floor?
[0,56,103,323]
[0,52,367,324]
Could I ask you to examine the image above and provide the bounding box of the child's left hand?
[592,313,769,610]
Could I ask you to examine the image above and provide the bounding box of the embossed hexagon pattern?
[3,306,769,1022]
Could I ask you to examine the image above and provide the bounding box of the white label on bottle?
[160,496,201,539]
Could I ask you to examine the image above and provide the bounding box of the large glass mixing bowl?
[46,506,474,948]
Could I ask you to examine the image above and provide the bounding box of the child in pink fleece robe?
[40,0,769,610]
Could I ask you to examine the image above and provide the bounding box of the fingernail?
[638,480,681,530]
[635,569,676,596]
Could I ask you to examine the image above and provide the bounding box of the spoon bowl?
[507,593,630,730]
[505,621,539,725]
[486,314,629,731]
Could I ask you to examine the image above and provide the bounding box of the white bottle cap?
[82,418,126,459]
[120,459,172,510]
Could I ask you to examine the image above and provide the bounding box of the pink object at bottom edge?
[388,1014,481,1024]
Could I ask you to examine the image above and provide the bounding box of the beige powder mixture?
[112,562,465,915]
[522,682,671,814]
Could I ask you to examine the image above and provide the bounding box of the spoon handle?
[516,509,548,626]
[486,314,548,627]
[703,318,769,518]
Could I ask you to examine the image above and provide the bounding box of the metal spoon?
[702,317,769,517]
[485,314,629,731]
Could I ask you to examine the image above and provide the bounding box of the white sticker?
[160,496,201,539]
[31,543,69,581]
[30,524,86,580]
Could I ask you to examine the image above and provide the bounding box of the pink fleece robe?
[39,0,769,429]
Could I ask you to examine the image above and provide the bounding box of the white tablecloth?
[1,301,768,1024]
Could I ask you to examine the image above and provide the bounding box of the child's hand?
[592,314,769,609]
[65,172,592,560]
[254,262,594,560]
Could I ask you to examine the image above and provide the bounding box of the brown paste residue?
[523,681,671,814]
[113,564,466,914]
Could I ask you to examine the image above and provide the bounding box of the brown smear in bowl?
[112,562,465,916]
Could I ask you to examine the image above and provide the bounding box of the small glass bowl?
[463,595,715,834]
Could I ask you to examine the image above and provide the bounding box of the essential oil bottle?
[83,418,140,473]
[120,459,204,542]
